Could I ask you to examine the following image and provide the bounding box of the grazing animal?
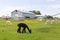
[45,15,55,24]
[45,19,55,24]
[6,20,11,25]
[17,23,31,33]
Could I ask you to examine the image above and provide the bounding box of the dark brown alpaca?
[17,23,31,33]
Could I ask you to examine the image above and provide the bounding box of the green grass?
[0,18,60,40]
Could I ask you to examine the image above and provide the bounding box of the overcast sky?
[0,0,60,17]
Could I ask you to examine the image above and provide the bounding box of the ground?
[0,18,60,40]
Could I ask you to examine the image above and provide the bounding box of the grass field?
[0,18,60,40]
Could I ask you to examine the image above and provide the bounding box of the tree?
[44,15,53,19]
[29,10,41,15]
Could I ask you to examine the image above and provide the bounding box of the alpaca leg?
[22,28,26,33]
[17,27,21,33]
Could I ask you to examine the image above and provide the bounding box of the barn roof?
[11,10,35,15]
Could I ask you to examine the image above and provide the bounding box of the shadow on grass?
[4,38,7,40]
[36,27,52,33]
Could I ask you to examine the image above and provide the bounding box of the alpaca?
[6,20,11,25]
[17,23,31,33]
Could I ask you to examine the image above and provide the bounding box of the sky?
[0,0,60,17]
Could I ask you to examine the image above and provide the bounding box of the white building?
[36,15,43,19]
[11,10,36,20]
[36,15,44,21]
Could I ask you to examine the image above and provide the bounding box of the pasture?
[0,18,60,40]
